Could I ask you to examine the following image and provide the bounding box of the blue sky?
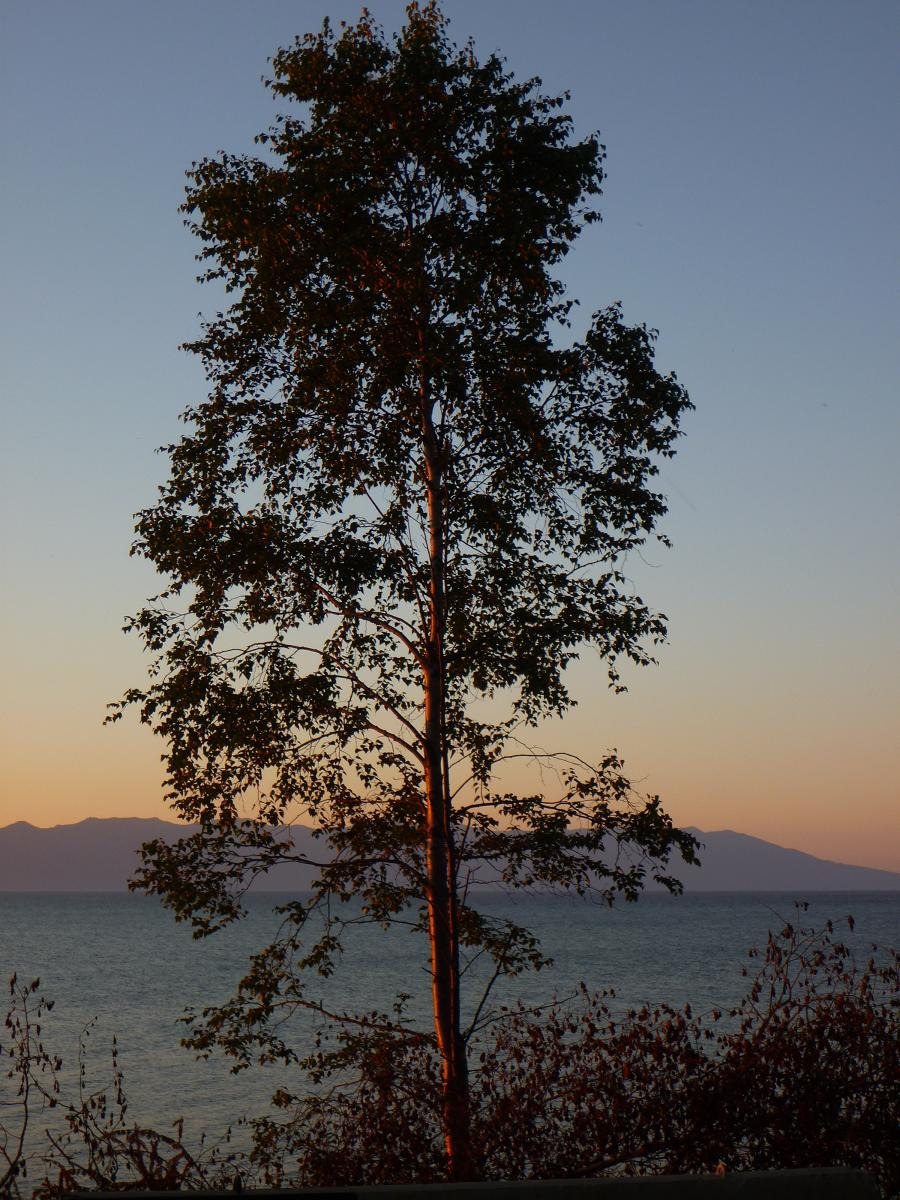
[1,0,898,869]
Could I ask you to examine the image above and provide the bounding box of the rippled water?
[1,890,896,1146]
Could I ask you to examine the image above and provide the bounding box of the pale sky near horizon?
[1,1,898,871]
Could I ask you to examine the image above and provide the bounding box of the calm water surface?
[1,890,896,1145]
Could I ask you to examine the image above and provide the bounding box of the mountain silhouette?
[0,817,320,892]
[0,817,897,892]
[669,827,899,891]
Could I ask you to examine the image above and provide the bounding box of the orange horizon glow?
[2,685,897,874]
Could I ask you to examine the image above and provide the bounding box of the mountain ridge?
[0,817,897,892]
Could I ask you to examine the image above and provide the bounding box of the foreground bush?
[253,913,897,1193]
[2,913,896,1197]
[1,979,244,1197]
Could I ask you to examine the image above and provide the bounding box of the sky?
[1,1,898,871]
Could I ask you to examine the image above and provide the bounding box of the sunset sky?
[1,1,897,871]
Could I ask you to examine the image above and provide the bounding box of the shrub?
[249,913,898,1195]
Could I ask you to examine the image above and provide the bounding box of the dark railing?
[72,1166,882,1200]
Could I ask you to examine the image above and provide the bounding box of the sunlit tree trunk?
[420,342,473,1180]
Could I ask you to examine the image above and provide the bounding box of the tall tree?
[113,2,697,1179]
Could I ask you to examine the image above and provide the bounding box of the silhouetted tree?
[112,2,697,1177]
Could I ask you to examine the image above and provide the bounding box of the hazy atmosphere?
[1,0,898,869]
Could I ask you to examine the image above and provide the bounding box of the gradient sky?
[1,1,897,870]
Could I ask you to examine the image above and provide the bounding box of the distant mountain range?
[0,818,320,893]
[677,828,899,891]
[0,817,897,892]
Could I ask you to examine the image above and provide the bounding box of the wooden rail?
[72,1166,882,1199]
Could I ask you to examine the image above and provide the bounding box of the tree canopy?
[113,2,698,1178]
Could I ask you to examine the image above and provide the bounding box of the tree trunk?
[420,345,474,1180]
[423,668,472,1179]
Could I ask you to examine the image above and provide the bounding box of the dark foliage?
[247,914,899,1195]
[2,976,61,1196]
[1,983,245,1197]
